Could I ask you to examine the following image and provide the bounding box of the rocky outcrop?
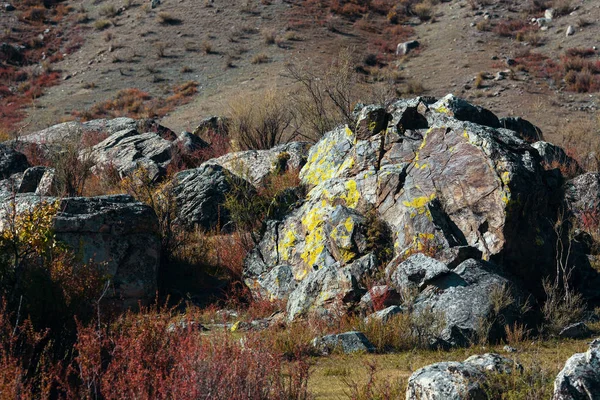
[553,338,600,400]
[244,94,565,326]
[406,353,520,400]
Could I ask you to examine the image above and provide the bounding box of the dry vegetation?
[0,0,81,138]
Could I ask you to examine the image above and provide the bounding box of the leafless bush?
[228,89,298,150]
[285,47,359,141]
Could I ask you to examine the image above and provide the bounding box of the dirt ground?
[12,0,600,146]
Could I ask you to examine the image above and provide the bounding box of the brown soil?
[9,0,600,146]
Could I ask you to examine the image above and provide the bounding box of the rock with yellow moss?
[244,94,589,323]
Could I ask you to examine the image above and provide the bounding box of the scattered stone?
[151,0,160,8]
[553,338,600,400]
[566,25,575,36]
[365,305,404,324]
[312,331,375,355]
[396,40,420,56]
[4,3,15,11]
[537,17,552,27]
[504,345,517,353]
[545,8,554,19]
[559,322,592,339]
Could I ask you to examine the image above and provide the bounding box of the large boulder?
[244,94,566,322]
[409,259,530,347]
[172,163,251,230]
[406,353,519,400]
[553,338,600,400]
[53,195,160,306]
[0,194,160,307]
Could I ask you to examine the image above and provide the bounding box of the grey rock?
[411,259,528,346]
[365,305,404,323]
[406,362,486,400]
[553,338,600,400]
[4,3,15,11]
[559,322,592,339]
[406,353,520,400]
[0,144,29,179]
[533,141,582,175]
[312,331,375,355]
[566,25,575,36]
[53,195,160,307]
[500,117,544,143]
[207,142,310,186]
[172,164,251,230]
[87,128,173,181]
[387,253,450,291]
[396,40,420,56]
[19,117,145,145]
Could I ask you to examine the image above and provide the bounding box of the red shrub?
[71,308,311,400]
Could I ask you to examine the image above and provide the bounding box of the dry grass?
[251,53,270,64]
[308,338,596,399]
[94,19,111,30]
[157,12,182,25]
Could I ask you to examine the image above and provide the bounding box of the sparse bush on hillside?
[228,89,298,150]
[286,47,360,141]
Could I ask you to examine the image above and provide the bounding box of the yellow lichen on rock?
[330,217,357,263]
[278,229,298,261]
[341,180,360,208]
[300,206,327,269]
